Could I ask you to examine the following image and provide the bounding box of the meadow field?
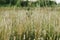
[0,7,60,40]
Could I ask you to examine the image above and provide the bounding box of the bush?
[20,1,28,7]
[0,0,57,7]
[40,1,57,7]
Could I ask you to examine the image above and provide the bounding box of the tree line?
[0,0,57,7]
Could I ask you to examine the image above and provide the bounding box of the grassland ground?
[0,7,60,40]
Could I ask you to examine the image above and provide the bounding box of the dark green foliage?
[9,32,20,40]
[0,0,57,7]
[0,0,17,6]
[31,1,38,7]
[39,1,57,7]
[47,1,57,7]
[21,31,35,40]
[20,1,38,7]
[20,1,28,7]
[0,0,6,4]
[6,0,17,6]
[9,34,14,40]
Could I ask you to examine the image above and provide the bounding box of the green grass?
[0,7,60,40]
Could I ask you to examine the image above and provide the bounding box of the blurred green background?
[0,0,58,7]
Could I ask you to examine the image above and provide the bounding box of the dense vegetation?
[0,0,57,7]
[39,1,57,7]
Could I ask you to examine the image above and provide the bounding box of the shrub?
[39,1,57,7]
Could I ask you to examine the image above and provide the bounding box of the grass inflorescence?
[0,7,60,40]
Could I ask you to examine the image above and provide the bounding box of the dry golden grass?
[0,7,60,40]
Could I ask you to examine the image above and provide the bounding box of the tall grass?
[0,7,60,40]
